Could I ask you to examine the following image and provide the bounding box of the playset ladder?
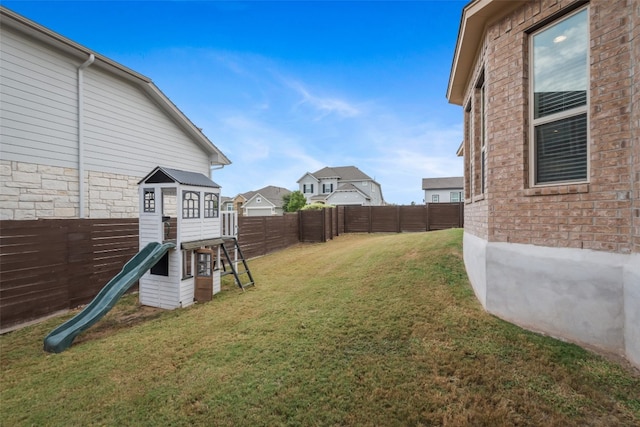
[219,237,255,290]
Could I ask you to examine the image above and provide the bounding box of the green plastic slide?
[43,241,176,353]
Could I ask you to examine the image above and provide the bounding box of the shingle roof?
[139,166,220,188]
[245,186,291,208]
[311,166,372,181]
[421,177,463,190]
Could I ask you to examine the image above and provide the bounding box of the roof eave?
[1,6,231,167]
[447,0,528,106]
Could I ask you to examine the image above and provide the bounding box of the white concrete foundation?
[463,232,639,369]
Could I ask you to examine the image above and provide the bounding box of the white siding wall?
[139,185,163,247]
[327,191,367,206]
[139,215,162,247]
[139,246,181,309]
[181,220,205,242]
[319,179,337,194]
[0,25,216,219]
[369,182,384,205]
[0,26,78,168]
[180,277,195,308]
[425,189,463,203]
[83,68,211,177]
[299,175,318,203]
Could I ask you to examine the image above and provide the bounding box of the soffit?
[447,0,527,105]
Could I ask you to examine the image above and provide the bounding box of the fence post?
[298,210,303,242]
[397,205,401,233]
[368,206,373,233]
[425,203,430,231]
[321,209,326,242]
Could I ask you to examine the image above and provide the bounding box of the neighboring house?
[0,6,230,221]
[220,196,234,212]
[297,166,385,206]
[236,186,291,216]
[232,193,251,216]
[422,177,463,203]
[447,0,639,368]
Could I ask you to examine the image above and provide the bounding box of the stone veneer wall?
[0,160,139,219]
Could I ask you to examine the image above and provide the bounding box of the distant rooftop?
[311,166,372,181]
[422,177,463,190]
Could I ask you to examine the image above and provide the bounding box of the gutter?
[78,53,95,218]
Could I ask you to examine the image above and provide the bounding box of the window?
[143,189,155,212]
[432,194,440,203]
[322,183,333,193]
[464,103,472,200]
[183,191,200,218]
[472,70,486,198]
[197,253,211,277]
[451,192,461,203]
[204,193,218,218]
[480,75,486,195]
[256,197,262,203]
[303,184,314,193]
[182,250,193,279]
[530,7,588,185]
[151,253,169,276]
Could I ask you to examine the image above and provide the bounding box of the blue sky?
[4,0,466,204]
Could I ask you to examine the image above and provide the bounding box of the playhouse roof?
[138,166,220,188]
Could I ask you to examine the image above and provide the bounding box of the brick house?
[447,0,639,368]
[0,6,230,220]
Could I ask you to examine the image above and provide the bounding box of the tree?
[283,190,307,212]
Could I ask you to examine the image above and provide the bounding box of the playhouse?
[137,166,251,309]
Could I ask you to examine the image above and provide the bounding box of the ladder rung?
[219,237,254,290]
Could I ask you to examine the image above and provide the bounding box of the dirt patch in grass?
[72,294,164,345]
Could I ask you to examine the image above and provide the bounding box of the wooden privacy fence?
[0,219,139,331]
[236,214,299,259]
[0,203,462,329]
[271,203,463,243]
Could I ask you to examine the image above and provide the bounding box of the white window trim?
[528,6,590,188]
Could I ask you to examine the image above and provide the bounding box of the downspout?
[77,54,95,218]
[210,163,225,181]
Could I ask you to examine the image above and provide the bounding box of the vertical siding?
[0,26,78,167]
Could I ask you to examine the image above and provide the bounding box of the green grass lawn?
[1,229,638,426]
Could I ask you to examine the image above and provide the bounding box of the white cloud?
[129,46,464,204]
[287,80,361,120]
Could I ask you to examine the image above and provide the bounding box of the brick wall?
[462,0,638,254]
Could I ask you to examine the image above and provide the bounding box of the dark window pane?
[535,114,587,184]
